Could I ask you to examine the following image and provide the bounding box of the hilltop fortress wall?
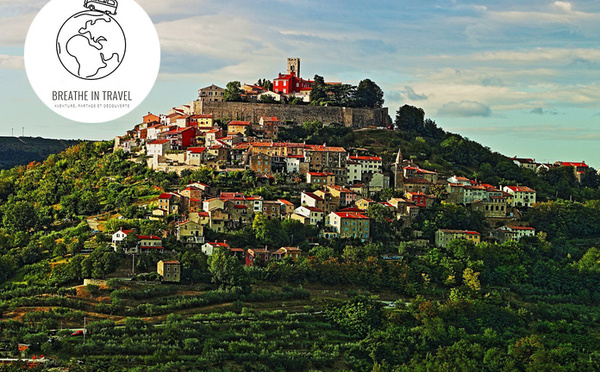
[191,100,392,127]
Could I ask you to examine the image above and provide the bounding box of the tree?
[355,79,384,108]
[367,203,395,242]
[86,283,100,296]
[1,200,38,232]
[208,247,249,288]
[581,168,600,189]
[224,81,242,102]
[252,212,287,247]
[463,267,481,292]
[256,78,273,91]
[395,104,424,132]
[325,295,384,337]
[328,84,356,107]
[309,75,327,103]
[342,243,382,262]
[577,247,600,272]
[258,94,277,103]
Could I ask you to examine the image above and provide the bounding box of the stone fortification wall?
[191,100,391,127]
[83,279,108,286]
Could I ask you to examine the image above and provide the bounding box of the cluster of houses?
[512,157,590,182]
[114,108,395,194]
[109,136,547,270]
[107,61,594,271]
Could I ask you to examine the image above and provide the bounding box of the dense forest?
[0,137,81,170]
[2,109,600,371]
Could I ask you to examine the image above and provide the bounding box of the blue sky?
[2,0,600,167]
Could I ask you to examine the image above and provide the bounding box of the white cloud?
[529,106,559,115]
[403,86,428,101]
[438,101,492,117]
[0,54,24,69]
[553,1,573,12]
[134,0,213,16]
[434,48,600,65]
[0,13,36,45]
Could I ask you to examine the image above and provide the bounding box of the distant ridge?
[0,136,82,170]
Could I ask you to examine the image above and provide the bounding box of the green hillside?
[0,136,81,170]
[2,117,600,370]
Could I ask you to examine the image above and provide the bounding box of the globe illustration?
[56,11,125,80]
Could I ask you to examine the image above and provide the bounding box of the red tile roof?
[306,145,346,152]
[302,192,323,201]
[207,241,230,248]
[304,206,324,213]
[511,157,535,163]
[349,155,382,161]
[278,199,294,206]
[505,185,536,193]
[332,211,369,219]
[166,127,194,135]
[339,207,363,212]
[138,235,161,240]
[406,192,427,196]
[308,172,330,177]
[558,162,588,168]
[187,147,206,154]
[233,143,251,149]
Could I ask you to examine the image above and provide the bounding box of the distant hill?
[0,136,82,169]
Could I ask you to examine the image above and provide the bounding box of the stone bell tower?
[287,58,300,76]
[393,147,404,191]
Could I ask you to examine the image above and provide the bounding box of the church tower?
[287,58,300,77]
[393,147,404,191]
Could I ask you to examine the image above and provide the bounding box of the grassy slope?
[354,128,479,175]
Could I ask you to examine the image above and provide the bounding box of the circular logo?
[56,11,126,80]
[25,0,160,123]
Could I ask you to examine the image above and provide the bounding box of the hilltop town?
[2,59,600,371]
[109,59,594,269]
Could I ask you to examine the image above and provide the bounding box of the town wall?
[191,100,392,127]
[83,279,108,286]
